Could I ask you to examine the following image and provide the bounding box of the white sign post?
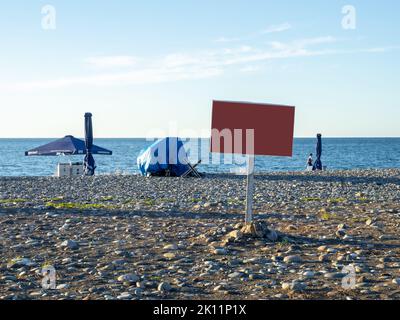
[245,155,255,224]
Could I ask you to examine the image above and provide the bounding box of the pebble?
[282,281,307,292]
[302,271,315,279]
[213,248,227,255]
[336,229,346,238]
[283,255,302,264]
[228,272,242,279]
[133,288,143,296]
[225,230,242,241]
[366,219,374,226]
[117,292,133,300]
[163,244,178,250]
[319,254,331,262]
[7,258,34,269]
[60,240,79,250]
[266,229,279,242]
[163,253,176,259]
[117,274,139,283]
[213,285,224,291]
[158,282,172,292]
[56,284,70,290]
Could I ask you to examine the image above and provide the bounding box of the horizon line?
[0,136,400,139]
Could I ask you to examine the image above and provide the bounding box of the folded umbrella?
[84,113,96,176]
[313,133,323,171]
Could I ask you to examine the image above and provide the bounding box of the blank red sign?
[211,100,295,156]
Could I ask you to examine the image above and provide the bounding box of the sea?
[0,138,399,177]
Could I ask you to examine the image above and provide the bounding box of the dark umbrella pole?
[84,113,96,176]
[84,153,96,176]
[313,133,323,171]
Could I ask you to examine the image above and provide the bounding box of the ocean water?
[0,138,399,177]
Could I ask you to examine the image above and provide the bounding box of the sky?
[0,0,399,138]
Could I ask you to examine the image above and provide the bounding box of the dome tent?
[137,137,191,177]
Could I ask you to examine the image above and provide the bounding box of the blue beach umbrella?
[313,133,323,171]
[25,113,112,176]
[25,135,112,157]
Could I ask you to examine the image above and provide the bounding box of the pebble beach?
[1,169,400,300]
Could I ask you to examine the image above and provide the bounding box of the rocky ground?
[1,169,400,300]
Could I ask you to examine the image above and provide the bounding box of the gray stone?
[56,284,70,290]
[282,281,307,292]
[117,274,139,283]
[158,282,172,292]
[213,248,227,255]
[283,255,302,264]
[60,240,79,250]
[7,258,34,269]
[302,271,315,279]
[163,244,178,250]
[228,272,242,279]
[117,292,133,300]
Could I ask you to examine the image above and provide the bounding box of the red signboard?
[211,100,295,156]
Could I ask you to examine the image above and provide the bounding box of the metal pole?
[245,155,255,224]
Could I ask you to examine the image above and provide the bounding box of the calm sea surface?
[0,138,399,177]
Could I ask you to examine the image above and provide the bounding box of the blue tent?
[84,113,96,176]
[25,135,112,156]
[137,138,191,177]
[313,133,323,171]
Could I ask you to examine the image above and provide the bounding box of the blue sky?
[0,0,399,137]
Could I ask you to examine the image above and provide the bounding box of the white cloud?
[294,36,337,46]
[215,37,240,43]
[262,23,292,34]
[3,66,223,91]
[240,65,261,73]
[222,46,254,55]
[216,22,292,43]
[162,53,203,68]
[219,37,339,65]
[1,35,395,92]
[269,36,337,51]
[85,56,138,68]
